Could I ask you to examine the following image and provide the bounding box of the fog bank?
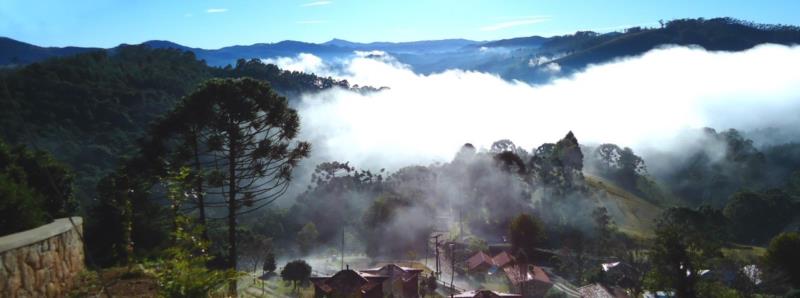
[280,44,800,171]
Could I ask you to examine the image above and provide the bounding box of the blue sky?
[1,0,798,49]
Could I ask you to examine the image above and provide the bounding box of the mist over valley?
[2,6,800,297]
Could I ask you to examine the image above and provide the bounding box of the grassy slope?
[585,175,664,238]
[586,175,768,258]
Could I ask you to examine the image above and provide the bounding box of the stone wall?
[0,217,85,297]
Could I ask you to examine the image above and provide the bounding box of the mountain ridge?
[4,17,800,82]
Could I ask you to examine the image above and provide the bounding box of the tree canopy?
[766,232,800,288]
[0,138,75,235]
[509,213,546,260]
[281,259,312,290]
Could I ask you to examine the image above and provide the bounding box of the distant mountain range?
[3,17,800,82]
[0,37,101,65]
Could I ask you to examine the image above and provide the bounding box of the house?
[503,264,553,298]
[455,289,523,298]
[360,264,423,298]
[467,251,496,273]
[492,251,515,268]
[578,283,631,298]
[310,268,388,298]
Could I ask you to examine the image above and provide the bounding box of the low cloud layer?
[275,44,800,170]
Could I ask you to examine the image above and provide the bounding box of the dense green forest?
[504,17,800,81]
[0,45,355,207]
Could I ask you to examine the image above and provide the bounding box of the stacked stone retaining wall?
[0,217,85,297]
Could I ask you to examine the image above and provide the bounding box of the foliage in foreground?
[766,232,800,289]
[155,168,238,298]
[0,138,75,235]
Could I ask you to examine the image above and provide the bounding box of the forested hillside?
[504,18,800,81]
[0,46,353,205]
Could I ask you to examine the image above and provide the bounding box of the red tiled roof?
[503,264,552,285]
[467,251,495,270]
[492,251,515,268]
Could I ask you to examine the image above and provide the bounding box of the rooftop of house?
[578,283,631,298]
[310,269,388,295]
[467,251,495,270]
[492,251,515,268]
[502,264,552,285]
[454,289,523,298]
[360,263,423,282]
[361,263,423,274]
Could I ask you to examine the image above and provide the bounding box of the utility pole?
[432,234,442,276]
[450,243,455,298]
[341,227,345,270]
[459,210,463,242]
[424,236,429,267]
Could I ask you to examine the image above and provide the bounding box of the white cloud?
[301,1,332,7]
[481,16,550,31]
[283,45,800,170]
[262,53,330,75]
[205,8,228,13]
[542,62,561,73]
[527,54,566,67]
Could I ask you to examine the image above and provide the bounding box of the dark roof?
[310,269,388,295]
[454,289,522,297]
[360,264,422,282]
[467,251,495,270]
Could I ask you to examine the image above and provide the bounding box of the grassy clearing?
[722,243,767,261]
[586,175,664,238]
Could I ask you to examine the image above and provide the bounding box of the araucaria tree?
[153,78,310,293]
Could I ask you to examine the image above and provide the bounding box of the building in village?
[310,268,387,298]
[455,289,523,298]
[503,264,553,298]
[311,263,424,298]
[578,283,631,298]
[492,251,515,268]
[466,250,518,274]
[467,251,496,273]
[360,264,423,298]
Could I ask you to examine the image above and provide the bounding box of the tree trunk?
[227,129,239,296]
[192,131,209,242]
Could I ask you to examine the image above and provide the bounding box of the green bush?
[0,173,46,235]
[154,169,238,297]
[154,220,237,297]
[0,138,75,236]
